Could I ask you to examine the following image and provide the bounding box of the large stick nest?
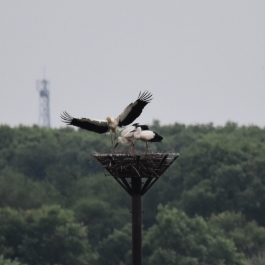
[93,152,179,178]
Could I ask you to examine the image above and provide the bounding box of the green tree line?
[0,122,265,265]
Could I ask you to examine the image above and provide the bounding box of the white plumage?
[115,126,163,152]
[114,124,149,152]
[133,127,163,150]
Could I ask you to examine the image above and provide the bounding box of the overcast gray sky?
[1,1,265,128]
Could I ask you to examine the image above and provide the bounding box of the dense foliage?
[0,122,265,265]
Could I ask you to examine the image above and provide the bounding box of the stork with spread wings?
[60,91,152,148]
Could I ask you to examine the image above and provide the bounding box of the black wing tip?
[134,124,149,130]
[152,132,163,142]
[139,125,149,130]
[137,90,153,103]
[60,111,73,125]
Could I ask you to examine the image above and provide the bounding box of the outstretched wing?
[60,111,109,134]
[117,91,153,126]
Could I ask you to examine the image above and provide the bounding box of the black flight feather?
[60,111,109,134]
[118,91,153,126]
[149,132,163,142]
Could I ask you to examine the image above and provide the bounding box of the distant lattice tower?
[36,79,51,128]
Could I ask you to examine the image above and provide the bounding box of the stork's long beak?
[114,142,119,149]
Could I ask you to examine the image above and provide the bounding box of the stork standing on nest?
[132,126,163,151]
[114,123,149,153]
[60,91,152,149]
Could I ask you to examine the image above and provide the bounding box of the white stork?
[132,126,163,150]
[114,123,149,153]
[60,91,152,148]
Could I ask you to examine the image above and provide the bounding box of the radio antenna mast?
[36,69,51,128]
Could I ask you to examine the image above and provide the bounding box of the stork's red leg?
[131,143,135,153]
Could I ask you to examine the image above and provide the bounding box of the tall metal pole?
[131,177,142,265]
[93,153,179,265]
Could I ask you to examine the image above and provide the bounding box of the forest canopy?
[0,122,265,265]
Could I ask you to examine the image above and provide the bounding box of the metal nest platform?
[93,152,179,195]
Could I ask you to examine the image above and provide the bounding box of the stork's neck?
[106,117,112,123]
[106,117,119,133]
[133,127,141,139]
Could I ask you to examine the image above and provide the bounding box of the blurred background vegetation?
[0,121,265,265]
